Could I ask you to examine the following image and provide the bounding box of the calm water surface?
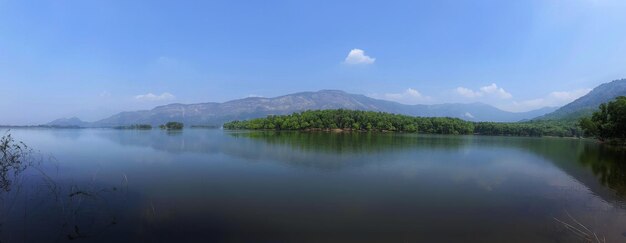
[1,128,626,242]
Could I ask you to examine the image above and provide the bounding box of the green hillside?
[538,79,626,121]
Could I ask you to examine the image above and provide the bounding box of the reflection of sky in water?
[3,128,626,242]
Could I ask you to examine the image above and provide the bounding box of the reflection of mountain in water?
[97,130,626,203]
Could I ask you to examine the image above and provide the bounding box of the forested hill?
[537,78,626,121]
[224,110,583,137]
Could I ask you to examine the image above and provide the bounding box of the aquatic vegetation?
[554,211,606,243]
[0,131,130,242]
[0,131,32,192]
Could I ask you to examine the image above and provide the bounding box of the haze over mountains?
[47,90,557,127]
[537,78,626,121]
[45,78,626,127]
[40,79,626,127]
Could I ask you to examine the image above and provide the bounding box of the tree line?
[475,120,582,137]
[114,124,153,130]
[579,96,626,144]
[223,109,582,137]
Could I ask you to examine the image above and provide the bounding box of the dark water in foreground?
[1,128,626,242]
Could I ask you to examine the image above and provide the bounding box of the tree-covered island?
[223,109,583,137]
[114,124,152,130]
[160,122,184,130]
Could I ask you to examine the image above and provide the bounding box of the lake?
[1,128,625,242]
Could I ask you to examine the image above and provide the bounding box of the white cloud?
[134,92,175,102]
[499,88,591,112]
[480,83,512,99]
[456,87,483,98]
[455,83,512,99]
[464,112,475,119]
[370,88,430,104]
[548,89,591,100]
[344,49,375,65]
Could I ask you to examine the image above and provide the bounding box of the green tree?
[160,122,184,130]
[579,96,626,143]
[223,109,582,137]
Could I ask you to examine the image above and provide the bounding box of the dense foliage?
[475,120,583,137]
[159,122,184,130]
[579,96,626,143]
[224,110,473,134]
[224,110,580,137]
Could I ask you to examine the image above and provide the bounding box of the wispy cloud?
[99,91,111,98]
[455,87,482,98]
[344,49,375,65]
[134,92,175,102]
[480,83,512,99]
[246,94,265,98]
[370,88,430,104]
[548,89,591,101]
[455,83,512,99]
[500,88,591,112]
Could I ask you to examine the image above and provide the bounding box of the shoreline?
[0,126,598,141]
[224,128,588,139]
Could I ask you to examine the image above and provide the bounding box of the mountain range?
[537,78,626,121]
[47,90,559,127]
[46,78,626,127]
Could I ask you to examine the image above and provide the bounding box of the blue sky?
[1,0,626,124]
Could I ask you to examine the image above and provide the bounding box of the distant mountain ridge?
[47,90,557,127]
[46,117,90,127]
[537,78,626,120]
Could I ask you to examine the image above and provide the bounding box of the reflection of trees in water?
[229,131,597,156]
[231,132,626,201]
[225,131,473,171]
[100,130,223,154]
[98,130,626,201]
[0,131,130,242]
[578,145,626,197]
[229,131,470,154]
